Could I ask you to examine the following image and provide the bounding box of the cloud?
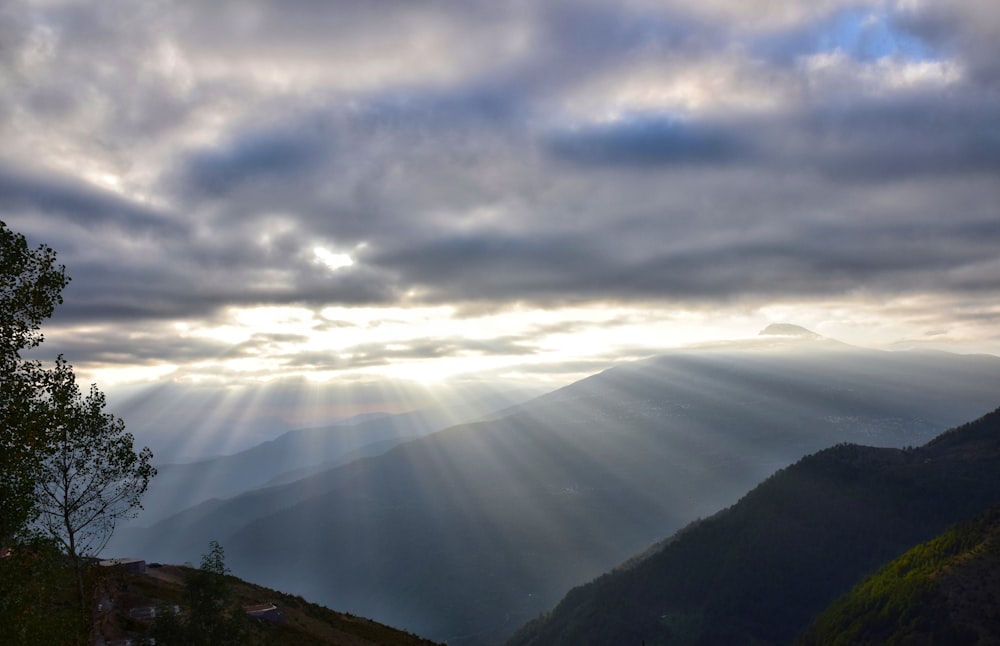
[752,6,940,64]
[546,115,748,166]
[895,0,1000,85]
[3,0,1000,380]
[284,335,540,372]
[0,164,183,236]
[26,324,228,368]
[181,126,330,197]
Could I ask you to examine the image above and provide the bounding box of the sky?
[3,1,1000,457]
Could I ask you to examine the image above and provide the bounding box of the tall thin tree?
[34,355,156,611]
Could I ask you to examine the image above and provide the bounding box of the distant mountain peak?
[759,323,821,338]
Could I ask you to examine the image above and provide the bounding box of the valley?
[109,332,1000,644]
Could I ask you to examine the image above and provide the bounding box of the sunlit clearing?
[314,246,354,271]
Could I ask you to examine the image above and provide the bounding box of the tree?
[153,540,253,645]
[1,220,155,642]
[186,540,236,640]
[0,220,69,543]
[34,355,156,610]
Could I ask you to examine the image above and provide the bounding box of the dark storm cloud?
[25,323,230,368]
[895,1,1000,85]
[546,116,748,166]
[795,97,1000,181]
[530,1,720,75]
[545,93,1000,178]
[169,0,507,55]
[181,126,330,197]
[366,217,1000,305]
[53,254,398,324]
[0,164,183,236]
[369,232,608,295]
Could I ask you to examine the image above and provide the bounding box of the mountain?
[798,504,1000,645]
[507,407,1000,646]
[125,390,539,528]
[758,323,821,338]
[112,336,1000,644]
[131,412,441,527]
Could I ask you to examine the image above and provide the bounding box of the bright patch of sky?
[314,247,354,271]
[755,7,938,63]
[822,8,934,61]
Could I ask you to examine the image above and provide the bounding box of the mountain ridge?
[126,389,542,529]
[507,406,1000,646]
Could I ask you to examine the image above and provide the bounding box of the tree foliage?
[0,220,69,543]
[0,220,68,355]
[34,355,156,562]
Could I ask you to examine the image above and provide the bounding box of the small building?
[245,603,284,623]
[99,557,146,574]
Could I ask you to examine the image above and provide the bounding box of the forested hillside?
[799,505,1000,645]
[508,406,1000,646]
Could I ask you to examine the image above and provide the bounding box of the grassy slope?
[95,563,443,646]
